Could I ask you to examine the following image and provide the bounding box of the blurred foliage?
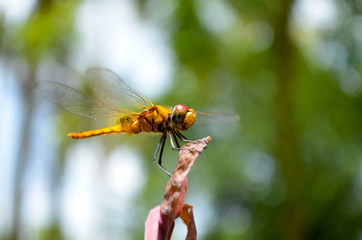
[136,0,362,239]
[1,0,362,239]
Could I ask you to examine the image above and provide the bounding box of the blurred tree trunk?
[271,0,307,239]
[8,0,78,238]
[11,66,37,240]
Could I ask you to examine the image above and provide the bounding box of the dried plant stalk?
[145,136,211,240]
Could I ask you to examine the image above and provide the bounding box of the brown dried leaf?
[161,136,211,219]
[180,204,197,240]
[145,136,211,240]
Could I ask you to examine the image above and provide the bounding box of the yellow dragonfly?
[36,68,239,176]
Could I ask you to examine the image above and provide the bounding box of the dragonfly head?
[171,104,196,131]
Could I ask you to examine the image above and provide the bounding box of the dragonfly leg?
[168,131,183,150]
[168,131,193,151]
[158,134,167,166]
[171,131,180,148]
[171,129,196,152]
[153,133,171,177]
[174,130,192,142]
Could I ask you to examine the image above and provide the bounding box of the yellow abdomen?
[68,125,126,139]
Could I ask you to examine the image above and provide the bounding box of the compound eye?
[172,104,189,124]
[175,104,189,111]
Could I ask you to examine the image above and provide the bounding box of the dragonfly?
[36,67,240,176]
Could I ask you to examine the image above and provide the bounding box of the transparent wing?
[86,67,153,111]
[35,81,138,126]
[194,111,240,125]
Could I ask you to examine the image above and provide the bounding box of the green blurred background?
[1,0,362,239]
